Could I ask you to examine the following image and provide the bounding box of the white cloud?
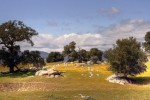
[99,19,150,39]
[20,19,150,53]
[19,33,104,52]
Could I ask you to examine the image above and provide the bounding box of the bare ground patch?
[0,82,64,92]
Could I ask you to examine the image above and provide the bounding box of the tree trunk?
[9,65,14,73]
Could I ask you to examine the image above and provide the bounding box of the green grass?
[0,63,150,100]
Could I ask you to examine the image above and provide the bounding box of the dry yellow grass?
[0,61,150,100]
[139,61,150,76]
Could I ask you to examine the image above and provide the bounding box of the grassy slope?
[0,62,150,100]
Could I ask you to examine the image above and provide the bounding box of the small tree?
[105,37,147,77]
[0,20,38,72]
[89,48,103,63]
[46,52,63,62]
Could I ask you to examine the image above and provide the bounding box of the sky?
[0,0,150,52]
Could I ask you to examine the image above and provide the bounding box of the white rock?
[37,70,48,76]
[106,74,130,85]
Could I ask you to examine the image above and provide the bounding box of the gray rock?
[35,70,48,76]
[106,74,131,85]
[35,68,64,78]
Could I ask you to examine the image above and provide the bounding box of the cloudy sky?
[0,0,150,52]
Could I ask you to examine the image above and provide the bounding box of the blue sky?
[0,0,150,52]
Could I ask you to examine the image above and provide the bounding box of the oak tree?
[105,37,147,77]
[0,20,38,72]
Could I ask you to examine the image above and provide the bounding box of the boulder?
[35,70,48,76]
[35,68,64,78]
[106,74,131,85]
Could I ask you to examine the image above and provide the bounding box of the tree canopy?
[89,48,103,63]
[143,31,150,53]
[21,50,45,68]
[0,20,38,72]
[105,37,147,77]
[63,41,77,62]
[46,52,63,63]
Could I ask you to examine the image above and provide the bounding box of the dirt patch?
[0,82,63,91]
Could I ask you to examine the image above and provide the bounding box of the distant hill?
[39,51,49,59]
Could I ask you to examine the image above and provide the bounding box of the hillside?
[0,62,150,100]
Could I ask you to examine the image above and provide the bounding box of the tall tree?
[105,37,147,77]
[89,48,103,63]
[143,31,150,53]
[63,41,77,62]
[0,20,38,72]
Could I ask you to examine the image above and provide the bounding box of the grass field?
[0,62,150,100]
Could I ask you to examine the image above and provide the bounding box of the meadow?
[0,61,150,100]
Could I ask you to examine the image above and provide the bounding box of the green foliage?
[0,20,38,72]
[143,31,150,53]
[63,42,103,63]
[89,48,103,63]
[63,41,76,56]
[69,50,78,62]
[78,49,88,62]
[20,50,45,68]
[63,41,78,62]
[104,48,114,62]
[68,41,76,51]
[46,52,63,62]
[90,56,99,64]
[105,37,147,77]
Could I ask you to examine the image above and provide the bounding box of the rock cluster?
[35,68,64,78]
[106,74,132,85]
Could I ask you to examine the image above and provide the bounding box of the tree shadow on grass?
[133,77,150,85]
[0,70,36,78]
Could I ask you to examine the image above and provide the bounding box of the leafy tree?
[103,48,113,60]
[21,50,45,68]
[0,20,38,72]
[69,41,76,51]
[105,37,147,77]
[63,45,71,56]
[63,41,77,61]
[143,31,150,53]
[90,56,99,64]
[89,48,103,63]
[63,41,76,55]
[78,49,88,62]
[69,50,78,62]
[46,52,63,62]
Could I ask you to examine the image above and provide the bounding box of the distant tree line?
[46,41,103,64]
